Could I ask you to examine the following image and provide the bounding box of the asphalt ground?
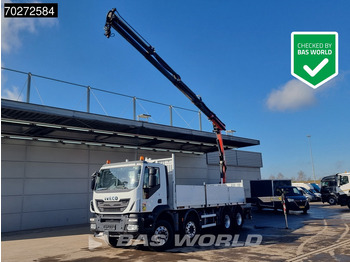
[2,202,350,262]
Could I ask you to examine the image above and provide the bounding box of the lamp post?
[307,135,316,183]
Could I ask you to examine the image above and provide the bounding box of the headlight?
[127,224,138,231]
[90,224,97,230]
[128,218,138,223]
[90,218,96,222]
[287,198,295,202]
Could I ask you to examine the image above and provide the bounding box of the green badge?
[291,32,338,89]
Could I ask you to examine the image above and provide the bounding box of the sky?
[1,0,350,180]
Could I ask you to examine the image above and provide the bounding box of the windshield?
[300,187,312,195]
[95,165,141,191]
[311,183,321,192]
[281,187,303,196]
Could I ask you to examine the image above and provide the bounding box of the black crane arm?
[104,8,227,183]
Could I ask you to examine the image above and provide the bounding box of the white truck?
[321,172,350,207]
[90,155,249,250]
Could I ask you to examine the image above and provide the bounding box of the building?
[1,99,262,232]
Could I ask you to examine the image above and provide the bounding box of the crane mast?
[104,8,228,183]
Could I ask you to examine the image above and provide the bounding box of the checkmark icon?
[303,58,329,77]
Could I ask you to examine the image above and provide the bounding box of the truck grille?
[96,199,130,212]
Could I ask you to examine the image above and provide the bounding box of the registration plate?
[103,224,116,230]
[299,206,305,209]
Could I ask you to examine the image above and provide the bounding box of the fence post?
[169,105,173,126]
[26,72,32,103]
[198,111,202,131]
[87,86,91,113]
[133,97,136,120]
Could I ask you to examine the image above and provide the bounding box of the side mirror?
[91,171,99,190]
[337,176,341,187]
[149,167,156,176]
[149,174,157,188]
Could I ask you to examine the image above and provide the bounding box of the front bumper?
[90,213,154,236]
[287,200,309,211]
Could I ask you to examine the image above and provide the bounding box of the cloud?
[266,79,316,111]
[1,1,58,53]
[1,86,24,101]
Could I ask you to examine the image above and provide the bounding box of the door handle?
[158,199,162,204]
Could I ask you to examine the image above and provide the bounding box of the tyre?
[149,220,174,251]
[183,214,199,240]
[328,197,337,205]
[107,236,119,248]
[303,202,310,214]
[232,207,244,232]
[221,209,233,233]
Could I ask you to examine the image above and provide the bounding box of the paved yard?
[2,202,350,262]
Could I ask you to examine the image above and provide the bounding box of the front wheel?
[106,236,118,248]
[149,220,174,251]
[303,202,310,214]
[328,196,337,205]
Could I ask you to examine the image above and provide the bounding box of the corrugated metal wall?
[1,139,261,232]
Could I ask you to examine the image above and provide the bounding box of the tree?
[297,170,306,182]
[277,173,284,179]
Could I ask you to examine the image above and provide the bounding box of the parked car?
[297,187,317,202]
[249,180,309,214]
[292,182,321,201]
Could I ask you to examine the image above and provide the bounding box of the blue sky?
[1,0,350,179]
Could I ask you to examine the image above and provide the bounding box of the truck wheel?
[232,207,244,232]
[328,197,337,205]
[149,220,174,251]
[107,236,118,248]
[221,209,233,232]
[183,215,199,240]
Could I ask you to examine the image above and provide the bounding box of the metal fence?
[1,67,209,130]
[1,67,206,131]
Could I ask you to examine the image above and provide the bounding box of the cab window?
[340,176,349,186]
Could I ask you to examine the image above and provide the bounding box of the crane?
[104,8,228,183]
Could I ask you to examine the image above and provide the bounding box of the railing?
[1,67,207,131]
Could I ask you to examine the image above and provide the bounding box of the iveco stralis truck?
[90,155,249,250]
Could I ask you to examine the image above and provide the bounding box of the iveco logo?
[104,196,119,201]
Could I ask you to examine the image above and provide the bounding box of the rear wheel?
[221,209,233,233]
[232,207,244,232]
[183,214,199,240]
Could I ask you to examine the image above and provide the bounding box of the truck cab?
[90,159,169,240]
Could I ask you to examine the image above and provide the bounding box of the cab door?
[141,164,167,212]
[339,175,350,195]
